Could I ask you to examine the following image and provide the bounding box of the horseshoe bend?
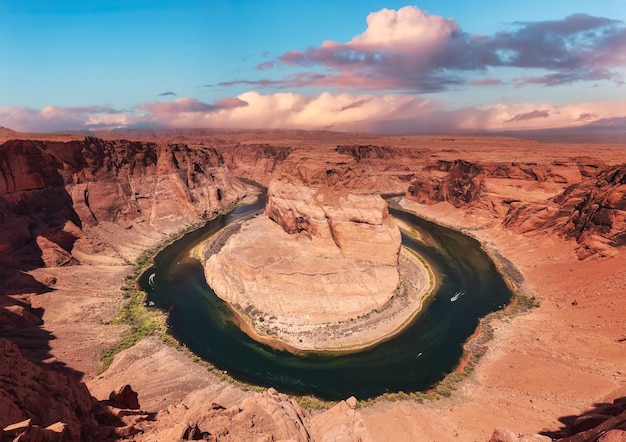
[203,151,435,352]
[1,128,626,441]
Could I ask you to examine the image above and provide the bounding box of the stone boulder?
[310,396,371,442]
[108,384,140,410]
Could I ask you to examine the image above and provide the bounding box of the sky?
[1,0,625,135]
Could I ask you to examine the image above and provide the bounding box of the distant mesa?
[0,126,17,134]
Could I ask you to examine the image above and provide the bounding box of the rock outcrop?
[490,394,626,441]
[504,164,626,258]
[310,396,372,442]
[0,137,250,268]
[407,159,486,208]
[205,153,402,348]
[555,165,626,258]
[0,338,99,441]
[140,388,312,441]
[405,157,626,258]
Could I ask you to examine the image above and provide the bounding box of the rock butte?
[1,128,626,441]
[204,153,434,351]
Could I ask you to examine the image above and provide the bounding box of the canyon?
[1,127,625,441]
[203,150,429,351]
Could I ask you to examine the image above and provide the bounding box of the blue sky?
[1,1,625,133]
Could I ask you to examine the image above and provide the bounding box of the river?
[140,196,512,400]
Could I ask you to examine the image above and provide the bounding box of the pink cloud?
[0,105,129,133]
[256,60,275,70]
[137,97,247,115]
[577,112,598,121]
[2,95,625,135]
[215,7,626,92]
[349,6,459,48]
[470,77,503,86]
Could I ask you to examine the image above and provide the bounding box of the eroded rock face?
[0,137,249,268]
[265,179,400,266]
[310,396,372,442]
[504,165,626,258]
[0,338,99,441]
[556,166,626,257]
[405,157,626,258]
[205,155,401,346]
[407,159,486,208]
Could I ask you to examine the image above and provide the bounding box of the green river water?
[140,197,512,400]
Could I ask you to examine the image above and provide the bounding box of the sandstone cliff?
[404,158,626,258]
[0,338,99,441]
[0,137,251,268]
[503,164,626,258]
[205,153,403,349]
[407,159,487,209]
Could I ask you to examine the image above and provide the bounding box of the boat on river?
[450,290,465,302]
[148,273,156,288]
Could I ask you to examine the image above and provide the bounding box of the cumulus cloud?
[226,7,626,93]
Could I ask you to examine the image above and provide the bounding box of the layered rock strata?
[0,137,250,268]
[205,157,408,349]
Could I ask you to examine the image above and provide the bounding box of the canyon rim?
[1,128,625,441]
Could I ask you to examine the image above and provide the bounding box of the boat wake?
[450,290,465,302]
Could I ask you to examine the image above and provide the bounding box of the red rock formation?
[407,159,486,208]
[504,164,626,258]
[405,157,625,258]
[490,395,626,441]
[0,338,99,441]
[0,137,250,269]
[555,165,626,257]
[108,384,140,410]
[335,144,398,161]
[222,143,292,185]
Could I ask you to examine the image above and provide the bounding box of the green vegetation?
[515,294,541,310]
[100,247,168,373]
[296,395,333,411]
[98,205,278,396]
[98,214,216,373]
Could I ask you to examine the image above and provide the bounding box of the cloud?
[2,94,625,135]
[137,96,247,116]
[505,109,550,123]
[0,105,130,132]
[577,112,597,121]
[469,77,504,86]
[158,91,177,96]
[230,7,626,93]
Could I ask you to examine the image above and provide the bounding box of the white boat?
[450,290,465,302]
[148,273,156,288]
